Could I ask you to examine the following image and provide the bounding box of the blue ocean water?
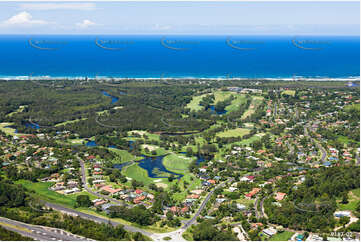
[0,35,359,78]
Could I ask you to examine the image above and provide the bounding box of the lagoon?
[102,91,119,104]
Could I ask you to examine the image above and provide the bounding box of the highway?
[0,217,93,241]
[44,202,153,238]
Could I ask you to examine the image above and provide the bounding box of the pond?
[25,122,40,129]
[207,105,228,115]
[85,140,97,147]
[113,161,133,171]
[128,140,134,150]
[113,154,183,179]
[102,91,119,104]
[180,152,206,165]
[138,155,183,179]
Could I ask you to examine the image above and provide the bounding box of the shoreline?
[0,75,359,82]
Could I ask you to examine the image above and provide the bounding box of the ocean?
[0,35,359,79]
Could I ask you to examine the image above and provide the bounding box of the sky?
[0,1,359,35]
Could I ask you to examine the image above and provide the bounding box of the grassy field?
[54,118,87,127]
[109,148,141,163]
[128,130,161,141]
[186,94,209,111]
[216,128,250,138]
[6,105,27,117]
[241,96,264,119]
[0,122,25,136]
[269,231,294,241]
[281,90,296,97]
[122,164,154,185]
[163,153,194,171]
[337,188,360,211]
[15,180,96,207]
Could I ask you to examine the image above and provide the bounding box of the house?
[94,200,107,207]
[133,196,146,204]
[275,192,286,201]
[251,223,263,228]
[216,198,227,204]
[236,203,246,210]
[101,185,122,195]
[334,211,351,217]
[191,190,203,195]
[263,227,277,237]
[101,203,116,214]
[187,194,200,199]
[135,189,143,195]
[245,188,260,199]
[228,187,238,192]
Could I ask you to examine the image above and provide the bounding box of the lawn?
[6,105,27,117]
[54,118,87,127]
[186,94,209,111]
[281,90,296,97]
[0,122,25,136]
[241,96,264,119]
[16,180,98,208]
[122,164,154,185]
[109,148,141,163]
[216,128,250,138]
[337,188,360,212]
[352,188,360,198]
[122,163,173,187]
[163,153,194,171]
[269,231,294,241]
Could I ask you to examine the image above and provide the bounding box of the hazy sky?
[0,1,359,35]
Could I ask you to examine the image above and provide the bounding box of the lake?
[102,91,119,104]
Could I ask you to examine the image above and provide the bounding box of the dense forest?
[0,226,34,241]
[265,166,360,232]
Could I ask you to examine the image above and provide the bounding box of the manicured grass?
[186,94,208,111]
[6,105,27,117]
[16,180,98,208]
[216,128,250,138]
[54,118,87,127]
[16,180,77,207]
[337,188,360,211]
[128,130,161,141]
[223,133,262,150]
[123,164,154,185]
[352,188,360,198]
[269,231,294,241]
[281,90,296,97]
[241,96,264,119]
[0,122,25,136]
[109,148,140,163]
[163,153,194,171]
[122,163,172,187]
[226,94,248,112]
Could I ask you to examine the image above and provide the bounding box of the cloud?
[76,19,96,29]
[2,11,48,26]
[19,3,96,11]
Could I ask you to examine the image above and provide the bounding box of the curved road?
[304,125,327,163]
[182,178,233,230]
[79,157,125,206]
